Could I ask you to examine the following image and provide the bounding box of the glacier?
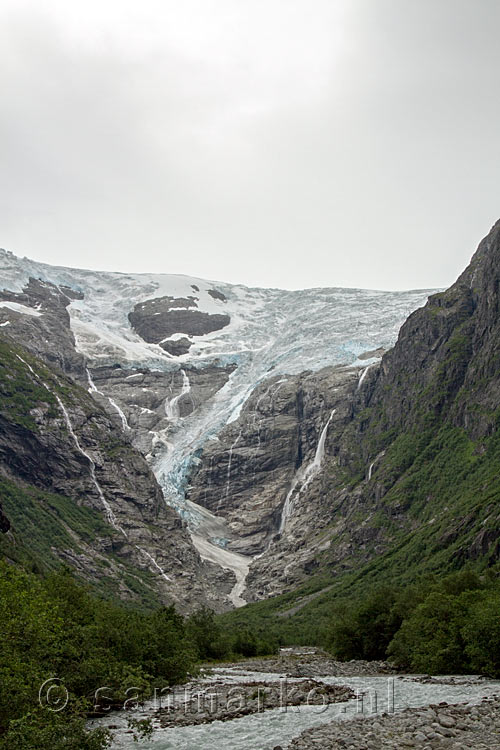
[0,248,437,604]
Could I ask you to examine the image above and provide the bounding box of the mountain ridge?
[2,220,498,615]
[0,247,434,607]
[219,219,500,639]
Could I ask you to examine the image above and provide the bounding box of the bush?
[0,562,197,746]
[326,587,401,661]
[462,589,500,677]
[387,591,471,673]
[0,708,111,750]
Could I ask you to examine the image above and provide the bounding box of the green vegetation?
[326,570,500,677]
[0,339,58,430]
[2,254,500,746]
[0,336,278,746]
[0,475,171,608]
[218,415,500,655]
[0,562,277,749]
[0,476,112,573]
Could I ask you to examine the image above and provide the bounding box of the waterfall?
[53,393,124,533]
[165,369,191,420]
[302,409,336,486]
[279,408,336,533]
[54,394,173,583]
[226,430,242,496]
[136,547,171,582]
[252,418,263,486]
[16,355,171,585]
[357,364,373,390]
[17,353,122,534]
[86,368,130,432]
[217,429,242,512]
[367,451,385,480]
[278,475,302,534]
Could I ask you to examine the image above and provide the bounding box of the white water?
[357,364,373,390]
[54,393,172,583]
[16,355,171,586]
[87,368,130,431]
[136,547,171,583]
[15,354,122,531]
[279,409,336,533]
[54,392,125,533]
[165,370,191,420]
[278,477,302,535]
[3,251,436,601]
[224,430,242,501]
[367,461,375,481]
[93,668,500,750]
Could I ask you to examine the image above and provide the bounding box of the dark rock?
[186,219,500,602]
[0,277,86,377]
[0,338,234,613]
[59,285,85,300]
[0,502,10,532]
[207,288,227,302]
[358,346,386,360]
[128,295,230,342]
[187,365,358,570]
[160,337,193,356]
[85,363,235,457]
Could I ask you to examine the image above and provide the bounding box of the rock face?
[85,363,235,457]
[364,218,500,441]
[186,220,500,602]
[0,335,232,612]
[187,366,359,556]
[186,360,379,600]
[160,337,193,356]
[207,288,227,302]
[128,295,230,344]
[0,245,445,608]
[0,277,86,377]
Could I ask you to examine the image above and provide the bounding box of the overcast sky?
[1,0,499,290]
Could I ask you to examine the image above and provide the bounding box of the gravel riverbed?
[288,694,500,749]
[91,649,500,749]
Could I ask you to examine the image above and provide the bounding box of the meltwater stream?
[93,668,500,750]
[279,409,336,533]
[1,252,437,599]
[16,354,170,584]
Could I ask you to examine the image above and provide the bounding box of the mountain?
[0,335,235,611]
[0,247,433,608]
[218,218,500,641]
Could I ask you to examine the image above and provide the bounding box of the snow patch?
[0,301,42,317]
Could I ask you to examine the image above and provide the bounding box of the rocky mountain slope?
[0,247,433,607]
[219,219,500,613]
[0,335,233,611]
[1,217,498,613]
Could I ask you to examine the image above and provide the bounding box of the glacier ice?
[1,250,438,604]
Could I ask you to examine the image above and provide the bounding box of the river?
[89,666,500,749]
